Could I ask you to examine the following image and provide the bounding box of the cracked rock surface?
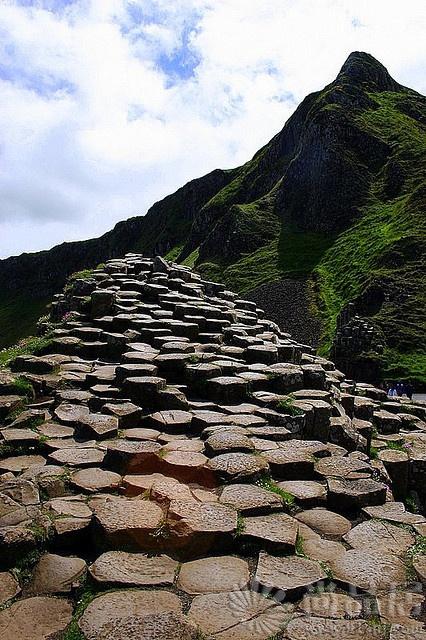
[0,255,425,639]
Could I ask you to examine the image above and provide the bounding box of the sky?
[0,0,425,259]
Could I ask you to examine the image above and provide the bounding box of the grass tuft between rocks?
[235,514,246,536]
[275,396,304,417]
[62,582,99,640]
[407,535,426,558]
[10,375,35,398]
[255,476,295,507]
[11,549,42,586]
[295,533,305,556]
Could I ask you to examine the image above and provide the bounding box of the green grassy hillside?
[316,90,426,382]
[1,53,424,385]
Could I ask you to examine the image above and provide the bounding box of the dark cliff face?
[337,51,401,91]
[1,52,425,385]
[272,52,400,234]
[190,51,405,260]
[0,219,139,297]
[274,100,390,233]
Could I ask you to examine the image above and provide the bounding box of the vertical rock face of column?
[0,254,425,639]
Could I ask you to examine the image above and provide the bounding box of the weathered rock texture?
[0,255,425,639]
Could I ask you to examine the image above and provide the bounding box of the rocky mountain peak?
[336,51,401,92]
[0,52,424,386]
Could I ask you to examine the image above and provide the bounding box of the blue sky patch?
[123,2,202,84]
[127,104,146,122]
[16,0,76,9]
[0,62,75,97]
[157,25,201,86]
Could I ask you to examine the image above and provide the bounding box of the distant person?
[396,382,404,397]
[388,384,397,397]
[405,383,413,400]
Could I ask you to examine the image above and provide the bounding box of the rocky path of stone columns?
[0,255,425,640]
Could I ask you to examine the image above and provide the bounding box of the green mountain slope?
[1,52,425,384]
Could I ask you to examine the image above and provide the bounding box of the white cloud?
[0,0,425,258]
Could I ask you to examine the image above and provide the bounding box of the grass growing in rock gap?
[266,371,283,381]
[402,534,425,583]
[275,395,304,417]
[371,440,409,457]
[369,446,379,459]
[62,624,85,640]
[64,268,96,292]
[26,522,52,545]
[405,494,420,514]
[385,440,407,452]
[0,443,17,458]
[11,549,43,586]
[18,414,45,431]
[318,560,334,580]
[235,514,246,536]
[150,520,171,540]
[365,615,391,635]
[295,533,305,556]
[8,376,35,399]
[62,580,99,640]
[408,535,426,560]
[407,535,426,581]
[255,476,295,507]
[4,405,25,423]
